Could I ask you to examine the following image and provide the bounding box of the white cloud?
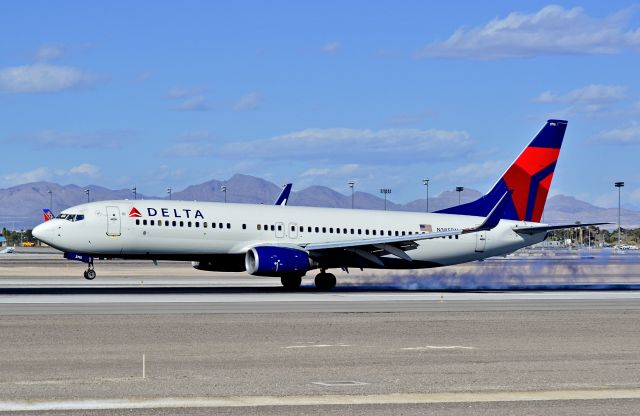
[166,87,210,111]
[1,163,101,186]
[435,160,505,182]
[10,129,128,149]
[232,92,261,111]
[69,163,99,176]
[592,124,640,144]
[301,164,360,177]
[223,127,472,163]
[0,63,99,93]
[416,5,640,60]
[161,142,215,158]
[171,95,210,111]
[2,167,52,184]
[35,44,65,61]
[321,41,342,54]
[535,84,626,104]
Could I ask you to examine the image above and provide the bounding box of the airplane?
[0,247,15,254]
[43,208,55,222]
[32,119,605,289]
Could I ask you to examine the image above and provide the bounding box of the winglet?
[275,183,293,206]
[42,208,54,222]
[463,190,511,233]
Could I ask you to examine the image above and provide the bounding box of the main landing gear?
[83,260,96,280]
[314,270,336,291]
[281,274,302,290]
[279,270,337,291]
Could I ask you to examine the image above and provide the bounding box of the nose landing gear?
[83,260,96,280]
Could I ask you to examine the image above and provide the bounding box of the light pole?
[380,188,391,211]
[456,186,464,205]
[132,187,137,200]
[167,187,172,200]
[615,182,624,245]
[85,189,90,203]
[221,185,227,203]
[47,189,52,211]
[348,181,355,209]
[422,178,429,212]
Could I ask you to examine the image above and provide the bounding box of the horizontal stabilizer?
[514,222,611,235]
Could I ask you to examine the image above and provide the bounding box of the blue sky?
[2,1,640,208]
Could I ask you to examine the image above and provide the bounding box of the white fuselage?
[33,200,547,271]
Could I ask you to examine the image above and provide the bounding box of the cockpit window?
[57,213,84,222]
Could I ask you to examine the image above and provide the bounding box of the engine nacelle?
[245,246,311,277]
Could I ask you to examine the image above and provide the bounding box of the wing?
[301,191,511,266]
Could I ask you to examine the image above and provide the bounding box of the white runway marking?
[401,346,476,350]
[1,388,639,411]
[283,343,351,349]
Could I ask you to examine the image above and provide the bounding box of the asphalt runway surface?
[0,250,639,414]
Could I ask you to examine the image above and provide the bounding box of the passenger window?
[188,221,192,227]
[242,224,246,230]
[180,221,184,227]
[336,228,340,234]
[448,235,452,239]
[227,223,231,229]
[299,226,303,232]
[409,231,413,235]
[365,229,369,235]
[204,222,208,228]
[143,219,147,226]
[212,223,217,229]
[165,220,170,226]
[395,231,399,236]
[270,225,274,231]
[401,231,405,236]
[372,230,376,236]
[350,229,354,234]
[136,219,140,225]
[158,220,162,227]
[388,231,392,236]
[195,222,199,228]
[291,225,295,232]
[172,221,177,227]
[322,227,326,233]
[329,228,333,233]
[358,229,362,235]
[219,223,223,229]
[343,228,347,234]
[455,235,459,239]
[150,220,154,226]
[257,224,262,230]
[264,224,268,231]
[315,227,319,233]
[308,226,312,232]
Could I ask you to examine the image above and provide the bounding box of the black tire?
[315,273,336,290]
[85,269,96,280]
[281,275,302,290]
[83,271,88,279]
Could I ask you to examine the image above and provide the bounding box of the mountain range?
[1,174,638,230]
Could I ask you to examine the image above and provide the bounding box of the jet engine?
[245,246,312,276]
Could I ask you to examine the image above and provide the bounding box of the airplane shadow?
[0,283,639,295]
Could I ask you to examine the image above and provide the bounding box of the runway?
[1,252,639,414]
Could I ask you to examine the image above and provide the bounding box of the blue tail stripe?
[524,161,556,221]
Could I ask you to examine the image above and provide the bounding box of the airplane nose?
[32,222,53,244]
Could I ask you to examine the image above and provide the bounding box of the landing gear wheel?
[314,272,336,290]
[83,271,88,279]
[85,269,96,280]
[281,275,302,290]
